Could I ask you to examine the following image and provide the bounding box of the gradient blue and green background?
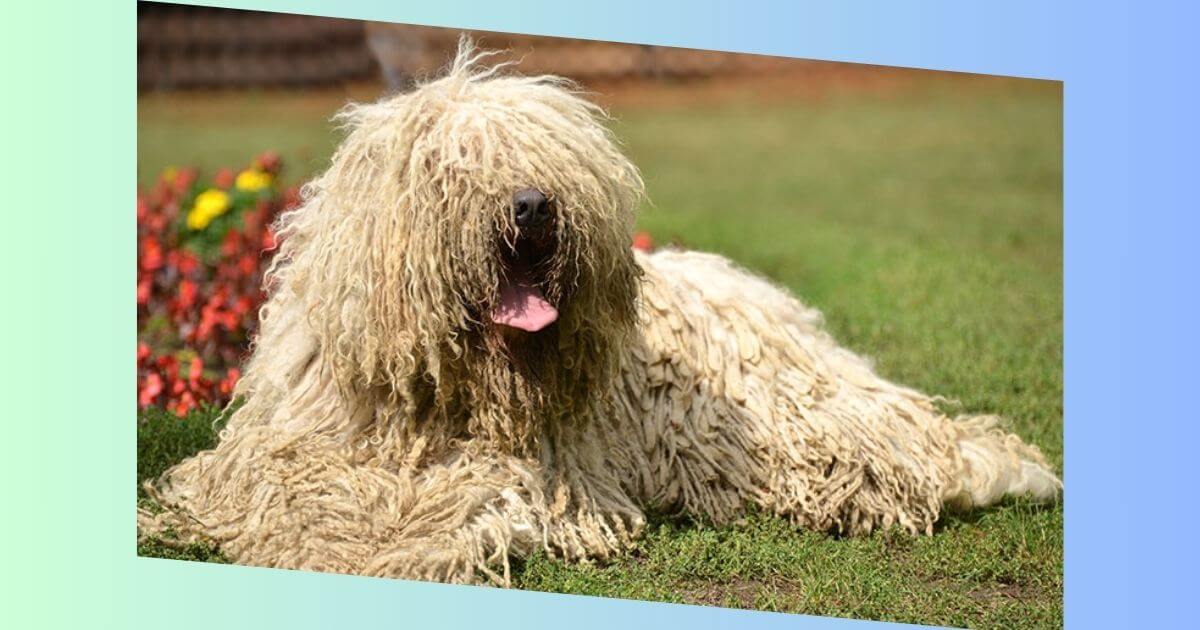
[5,1,1197,628]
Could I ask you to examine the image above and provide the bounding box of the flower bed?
[137,153,299,415]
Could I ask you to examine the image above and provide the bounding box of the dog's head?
[267,40,644,444]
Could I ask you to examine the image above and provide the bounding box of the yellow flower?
[235,168,273,192]
[186,189,231,231]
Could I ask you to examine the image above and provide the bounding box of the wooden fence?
[365,24,799,90]
[138,3,802,90]
[138,4,375,89]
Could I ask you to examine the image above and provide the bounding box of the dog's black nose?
[513,188,551,228]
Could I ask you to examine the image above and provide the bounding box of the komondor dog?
[140,42,1061,585]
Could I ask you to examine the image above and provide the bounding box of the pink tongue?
[491,271,559,332]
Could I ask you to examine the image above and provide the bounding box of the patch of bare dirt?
[682,575,805,610]
[968,582,1032,603]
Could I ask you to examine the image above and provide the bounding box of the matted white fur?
[139,41,1061,585]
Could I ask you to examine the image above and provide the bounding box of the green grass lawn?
[138,76,1062,628]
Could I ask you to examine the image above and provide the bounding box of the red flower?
[140,237,164,271]
[187,356,205,391]
[137,275,153,305]
[632,231,654,253]
[168,249,200,276]
[218,368,241,396]
[171,168,197,196]
[254,151,281,174]
[176,279,198,310]
[155,354,179,381]
[139,372,164,408]
[261,227,277,251]
[214,168,235,189]
[237,253,257,276]
[282,186,301,208]
[221,229,242,257]
[236,294,254,314]
[171,391,197,417]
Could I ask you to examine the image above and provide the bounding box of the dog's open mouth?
[490,263,558,332]
[490,215,558,333]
